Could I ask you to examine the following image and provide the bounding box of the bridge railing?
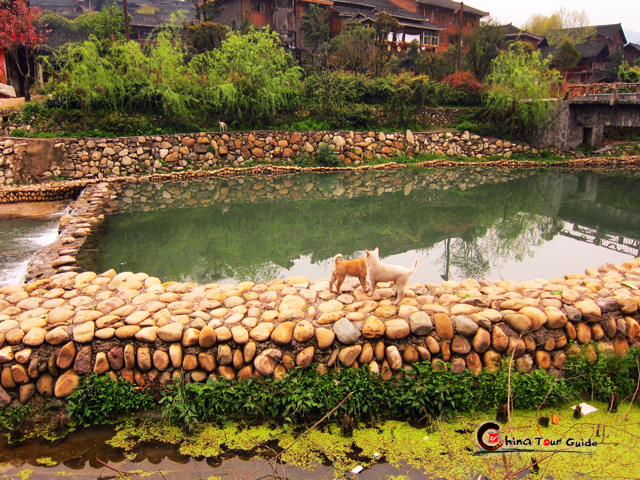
[565,83,640,100]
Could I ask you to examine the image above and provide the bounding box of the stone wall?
[1,130,548,186]
[1,253,639,405]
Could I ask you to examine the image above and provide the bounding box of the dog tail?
[333,254,343,266]
[410,259,418,274]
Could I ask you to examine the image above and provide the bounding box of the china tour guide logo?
[475,422,598,455]
[477,422,504,451]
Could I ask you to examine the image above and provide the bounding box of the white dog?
[365,247,418,303]
[219,121,227,132]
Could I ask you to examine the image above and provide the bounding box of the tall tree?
[463,20,506,82]
[75,3,125,41]
[371,12,398,74]
[552,39,581,77]
[186,21,228,53]
[298,4,330,71]
[0,0,49,101]
[330,20,375,75]
[486,42,562,138]
[193,0,223,22]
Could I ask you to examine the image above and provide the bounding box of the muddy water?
[0,201,68,287]
[0,426,426,479]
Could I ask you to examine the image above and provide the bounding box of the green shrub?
[9,129,29,137]
[66,374,155,425]
[314,142,341,166]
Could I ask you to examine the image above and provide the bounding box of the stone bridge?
[539,83,640,150]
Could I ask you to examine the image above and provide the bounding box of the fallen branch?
[96,457,129,479]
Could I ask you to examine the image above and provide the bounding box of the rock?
[183,354,198,371]
[564,305,582,322]
[451,335,471,355]
[250,323,275,342]
[11,364,29,384]
[576,323,592,344]
[472,328,491,353]
[93,352,110,374]
[136,326,159,343]
[426,336,440,354]
[466,352,482,375]
[45,327,70,346]
[516,354,533,373]
[218,366,236,380]
[384,319,410,339]
[506,338,525,357]
[333,318,361,344]
[519,307,547,330]
[74,346,92,375]
[56,342,76,369]
[199,353,216,372]
[409,312,432,335]
[153,350,170,370]
[386,346,403,370]
[169,343,182,368]
[450,358,466,374]
[244,342,257,363]
[271,321,295,345]
[54,370,80,398]
[73,321,95,343]
[359,343,374,364]
[296,346,315,368]
[584,344,598,362]
[292,320,314,343]
[36,374,54,399]
[115,325,140,340]
[254,348,282,376]
[504,314,532,334]
[554,352,566,369]
[403,345,419,364]
[483,350,502,373]
[362,316,385,339]
[544,307,567,329]
[158,323,184,342]
[137,348,152,372]
[434,313,453,339]
[315,328,335,349]
[217,344,233,365]
[574,299,601,320]
[492,326,509,352]
[339,345,362,367]
[0,345,15,363]
[199,326,217,348]
[108,346,124,370]
[452,315,478,336]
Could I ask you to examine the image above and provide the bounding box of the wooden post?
[123,0,130,41]
[456,2,464,71]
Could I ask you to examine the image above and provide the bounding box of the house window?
[439,32,447,44]
[423,31,439,46]
[260,2,266,12]
[451,17,457,26]
[252,1,266,12]
[434,13,446,24]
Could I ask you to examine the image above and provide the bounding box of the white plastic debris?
[352,466,364,474]
[424,436,429,440]
[373,452,380,457]
[572,403,598,415]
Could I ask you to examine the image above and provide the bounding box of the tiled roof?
[624,43,640,52]
[39,28,88,52]
[333,1,443,30]
[540,41,609,61]
[545,23,626,46]
[415,0,488,17]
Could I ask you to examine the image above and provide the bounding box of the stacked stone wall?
[0,130,550,186]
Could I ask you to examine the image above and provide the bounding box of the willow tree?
[486,42,562,139]
[190,27,302,124]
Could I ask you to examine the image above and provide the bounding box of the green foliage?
[75,3,125,41]
[66,374,155,425]
[486,42,563,139]
[552,39,581,72]
[191,26,302,124]
[40,10,76,31]
[618,61,640,83]
[329,20,375,74]
[186,21,228,53]
[9,128,29,137]
[299,3,330,56]
[391,74,436,125]
[0,405,30,430]
[463,21,506,82]
[604,50,625,83]
[314,142,341,167]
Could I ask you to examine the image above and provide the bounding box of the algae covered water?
[77,167,640,284]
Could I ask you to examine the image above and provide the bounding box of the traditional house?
[499,24,543,51]
[624,43,640,65]
[538,23,627,83]
[539,41,610,83]
[209,0,486,51]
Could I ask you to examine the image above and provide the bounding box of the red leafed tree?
[0,0,49,100]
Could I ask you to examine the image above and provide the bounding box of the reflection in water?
[77,168,640,284]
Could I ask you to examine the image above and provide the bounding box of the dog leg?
[359,274,368,293]
[329,272,337,293]
[335,275,345,294]
[395,277,408,304]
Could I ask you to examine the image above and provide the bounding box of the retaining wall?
[1,130,550,186]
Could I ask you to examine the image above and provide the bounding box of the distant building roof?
[501,24,544,43]
[333,0,444,30]
[545,23,626,46]
[415,0,488,18]
[540,41,610,61]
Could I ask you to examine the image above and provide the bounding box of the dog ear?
[365,249,370,256]
[375,247,379,254]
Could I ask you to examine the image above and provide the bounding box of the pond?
[76,167,640,285]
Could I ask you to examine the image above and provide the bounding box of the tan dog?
[365,247,418,303]
[329,254,368,294]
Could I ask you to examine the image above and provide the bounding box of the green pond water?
[76,167,640,285]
